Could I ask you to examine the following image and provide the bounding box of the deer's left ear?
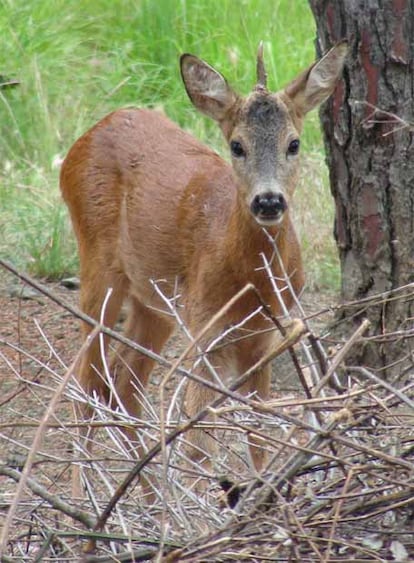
[284,41,348,114]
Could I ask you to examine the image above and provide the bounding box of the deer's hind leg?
[72,264,127,498]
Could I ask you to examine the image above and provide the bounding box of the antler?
[255,41,267,91]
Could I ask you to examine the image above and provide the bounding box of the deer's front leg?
[184,367,218,472]
[243,362,271,472]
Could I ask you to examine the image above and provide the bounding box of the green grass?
[0,0,339,289]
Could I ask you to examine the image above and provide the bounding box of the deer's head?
[181,42,347,226]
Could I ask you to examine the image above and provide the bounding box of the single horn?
[256,41,267,90]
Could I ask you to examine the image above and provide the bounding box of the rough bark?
[308,0,414,372]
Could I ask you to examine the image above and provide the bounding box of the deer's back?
[60,108,237,300]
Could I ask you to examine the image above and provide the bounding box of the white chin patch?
[254,213,284,227]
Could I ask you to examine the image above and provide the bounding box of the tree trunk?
[308,0,414,373]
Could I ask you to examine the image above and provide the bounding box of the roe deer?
[61,42,347,494]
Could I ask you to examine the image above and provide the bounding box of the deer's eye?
[287,139,300,156]
[230,140,245,158]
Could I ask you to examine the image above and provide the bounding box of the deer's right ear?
[180,54,238,121]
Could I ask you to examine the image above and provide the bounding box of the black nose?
[251,192,287,218]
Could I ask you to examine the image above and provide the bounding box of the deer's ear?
[180,54,238,121]
[284,41,348,114]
